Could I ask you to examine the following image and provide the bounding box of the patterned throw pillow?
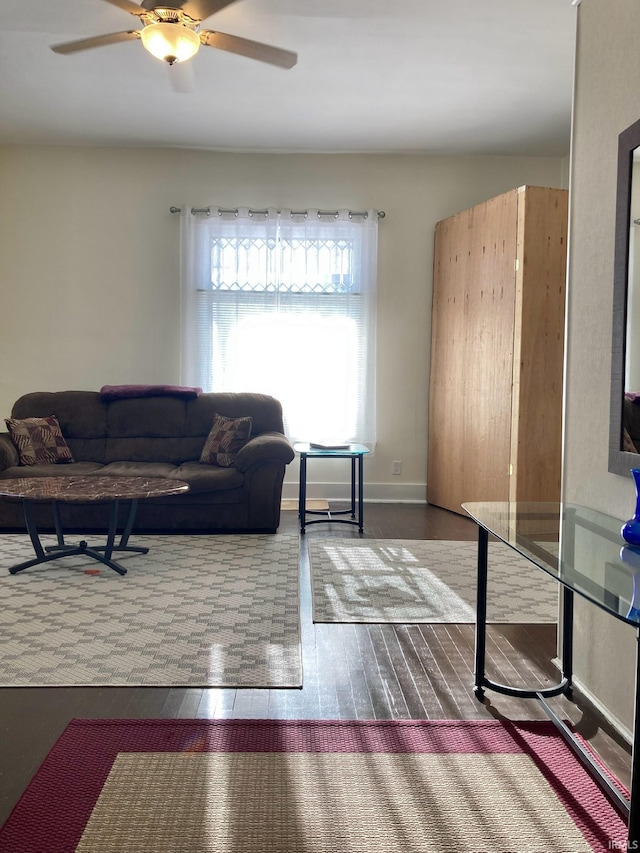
[5,415,75,466]
[200,414,252,467]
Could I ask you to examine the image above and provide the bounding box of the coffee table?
[0,475,189,576]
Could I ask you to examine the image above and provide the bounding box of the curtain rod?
[169,206,385,219]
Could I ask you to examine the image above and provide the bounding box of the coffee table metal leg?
[11,501,119,575]
[76,499,127,575]
[10,499,137,576]
[45,502,69,554]
[119,499,138,547]
[10,549,75,575]
[23,501,45,561]
[86,499,149,559]
[52,501,66,548]
[103,499,118,560]
[69,539,129,576]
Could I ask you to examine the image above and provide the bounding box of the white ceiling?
[0,0,577,155]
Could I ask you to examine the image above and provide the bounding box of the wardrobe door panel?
[428,190,517,514]
[510,186,568,502]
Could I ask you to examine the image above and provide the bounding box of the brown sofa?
[0,390,295,533]
[624,394,640,453]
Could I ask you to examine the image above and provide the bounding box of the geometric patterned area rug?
[0,534,301,688]
[309,538,559,623]
[0,719,627,853]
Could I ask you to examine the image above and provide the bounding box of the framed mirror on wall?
[609,117,640,476]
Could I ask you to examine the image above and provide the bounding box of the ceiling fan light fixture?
[140,22,200,65]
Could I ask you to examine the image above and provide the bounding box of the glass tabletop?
[294,442,370,456]
[462,501,640,627]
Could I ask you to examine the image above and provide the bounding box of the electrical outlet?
[392,460,402,476]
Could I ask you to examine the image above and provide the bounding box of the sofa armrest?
[234,432,294,472]
[0,433,19,471]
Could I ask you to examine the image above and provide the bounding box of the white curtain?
[180,206,378,447]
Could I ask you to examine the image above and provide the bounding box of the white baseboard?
[571,676,633,745]
[280,481,427,504]
[551,658,632,744]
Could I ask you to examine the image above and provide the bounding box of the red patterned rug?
[0,719,629,853]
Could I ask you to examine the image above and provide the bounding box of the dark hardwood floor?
[0,502,632,828]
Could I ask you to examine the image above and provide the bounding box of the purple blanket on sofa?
[99,384,202,401]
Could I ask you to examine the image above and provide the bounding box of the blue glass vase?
[620,546,640,622]
[622,468,640,545]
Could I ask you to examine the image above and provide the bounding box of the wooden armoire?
[427,185,568,515]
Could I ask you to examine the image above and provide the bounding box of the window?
[180,207,378,446]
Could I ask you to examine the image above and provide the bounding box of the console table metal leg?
[561,587,574,697]
[628,629,640,849]
[474,525,489,698]
[299,453,307,534]
[357,454,364,533]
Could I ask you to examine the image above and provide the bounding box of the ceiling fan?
[50,0,298,69]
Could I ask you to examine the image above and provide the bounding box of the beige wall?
[0,145,565,500]
[1,0,635,744]
[565,0,640,735]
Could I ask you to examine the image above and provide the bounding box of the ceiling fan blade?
[100,0,145,16]
[51,31,140,55]
[200,30,297,69]
[168,61,197,94]
[175,0,238,23]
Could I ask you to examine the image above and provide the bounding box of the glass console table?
[463,501,640,848]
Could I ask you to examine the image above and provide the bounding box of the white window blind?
[180,207,378,446]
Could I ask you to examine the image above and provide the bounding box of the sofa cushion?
[106,397,187,437]
[171,462,244,494]
[200,414,252,467]
[5,416,74,466]
[97,461,243,494]
[104,397,189,464]
[0,461,104,480]
[104,437,184,465]
[99,461,178,479]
